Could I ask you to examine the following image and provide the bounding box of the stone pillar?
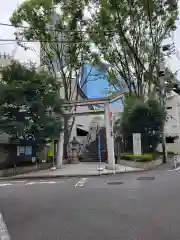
[56,132,64,168]
[104,102,115,170]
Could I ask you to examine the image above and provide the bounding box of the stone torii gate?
[56,90,125,170]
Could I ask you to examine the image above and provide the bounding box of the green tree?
[10,0,100,158]
[120,96,165,153]
[0,61,63,145]
[87,0,178,98]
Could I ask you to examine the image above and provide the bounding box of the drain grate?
[137,176,155,180]
[107,181,124,185]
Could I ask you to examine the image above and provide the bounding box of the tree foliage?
[10,0,178,99]
[10,0,102,155]
[120,96,165,153]
[10,0,178,156]
[0,61,63,144]
[10,0,95,101]
[87,0,178,97]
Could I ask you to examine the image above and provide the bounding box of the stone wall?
[0,162,52,177]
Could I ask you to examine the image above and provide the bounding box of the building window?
[166,107,172,110]
[17,146,32,156]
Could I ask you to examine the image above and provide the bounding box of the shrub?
[120,98,165,153]
[121,153,154,162]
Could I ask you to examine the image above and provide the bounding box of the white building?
[157,94,180,153]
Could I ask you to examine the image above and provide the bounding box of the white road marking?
[167,166,180,172]
[0,181,26,187]
[75,178,88,187]
[0,184,12,187]
[39,181,56,184]
[0,180,58,187]
[25,181,56,186]
[25,182,36,185]
[0,213,10,240]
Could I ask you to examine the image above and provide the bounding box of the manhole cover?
[137,176,155,180]
[107,181,124,185]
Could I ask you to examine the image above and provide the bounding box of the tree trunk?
[63,116,69,162]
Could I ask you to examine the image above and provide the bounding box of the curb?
[119,159,163,170]
[0,169,145,181]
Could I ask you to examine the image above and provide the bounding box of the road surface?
[0,165,180,240]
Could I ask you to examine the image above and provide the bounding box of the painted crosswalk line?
[25,181,56,185]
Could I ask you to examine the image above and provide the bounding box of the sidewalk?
[1,162,144,180]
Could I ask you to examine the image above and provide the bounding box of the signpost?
[133,133,142,155]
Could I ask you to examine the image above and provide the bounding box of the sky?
[0,0,40,63]
[0,0,180,100]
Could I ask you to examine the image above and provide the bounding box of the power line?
[167,115,180,124]
[0,22,116,34]
[0,22,176,81]
[0,21,164,35]
[1,22,178,49]
[0,42,16,46]
[0,38,89,43]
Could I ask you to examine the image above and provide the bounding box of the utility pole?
[159,43,174,163]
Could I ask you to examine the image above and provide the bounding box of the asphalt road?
[0,164,180,240]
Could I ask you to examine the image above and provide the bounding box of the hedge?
[121,153,154,162]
